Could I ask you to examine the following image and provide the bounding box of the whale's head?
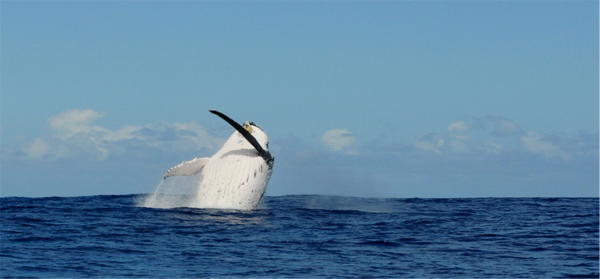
[210,110,274,168]
[242,121,270,151]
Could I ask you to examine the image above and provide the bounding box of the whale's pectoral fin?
[164,157,210,179]
[209,109,274,167]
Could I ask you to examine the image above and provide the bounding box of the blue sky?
[2,1,598,198]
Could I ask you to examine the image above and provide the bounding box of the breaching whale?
[163,110,274,210]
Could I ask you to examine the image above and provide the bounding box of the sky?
[2,1,598,198]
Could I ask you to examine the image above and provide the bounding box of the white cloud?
[521,131,572,160]
[447,121,468,133]
[446,121,470,152]
[48,109,106,139]
[413,139,442,155]
[414,121,470,154]
[412,118,588,157]
[16,109,222,161]
[448,138,469,153]
[489,116,523,137]
[103,125,141,142]
[24,138,50,159]
[482,140,503,155]
[173,121,217,150]
[320,129,358,154]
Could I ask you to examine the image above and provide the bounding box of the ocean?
[1,195,598,278]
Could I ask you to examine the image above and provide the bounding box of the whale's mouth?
[209,110,274,168]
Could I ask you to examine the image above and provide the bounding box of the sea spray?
[136,175,201,209]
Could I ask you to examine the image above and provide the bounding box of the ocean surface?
[1,195,598,278]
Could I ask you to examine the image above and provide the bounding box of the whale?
[163,110,274,210]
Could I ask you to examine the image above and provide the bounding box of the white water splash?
[136,175,201,209]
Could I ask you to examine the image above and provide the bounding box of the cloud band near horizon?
[4,109,597,163]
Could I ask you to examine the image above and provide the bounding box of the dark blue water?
[1,195,598,278]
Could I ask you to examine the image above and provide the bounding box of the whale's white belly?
[192,148,272,209]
